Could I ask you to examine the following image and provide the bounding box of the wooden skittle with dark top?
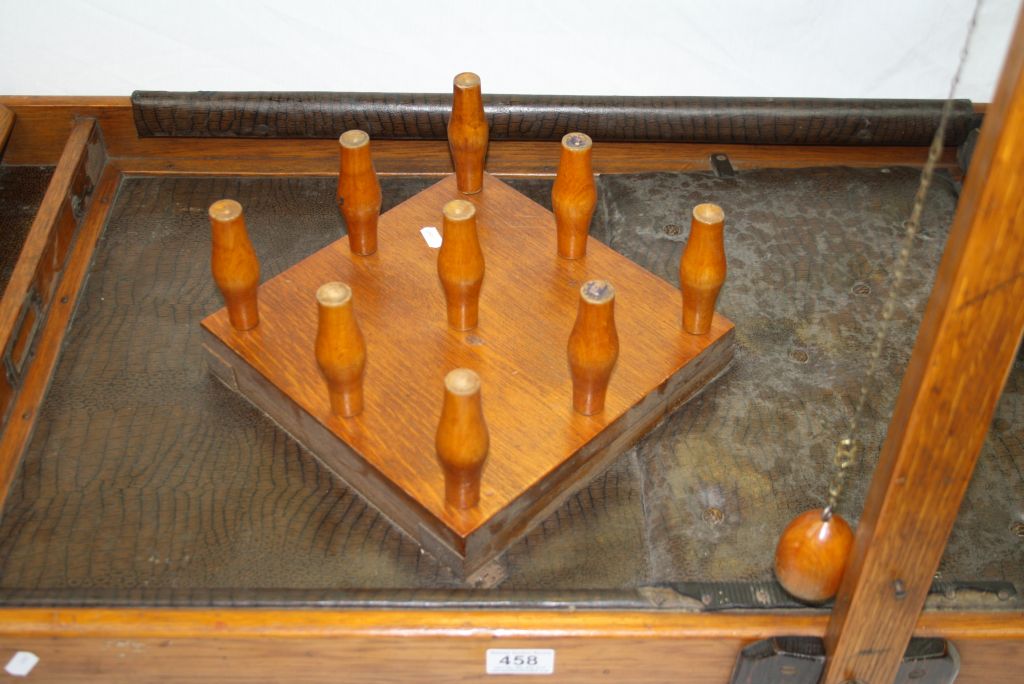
[567,280,620,415]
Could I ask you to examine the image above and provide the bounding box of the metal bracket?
[729,636,960,684]
[710,152,736,178]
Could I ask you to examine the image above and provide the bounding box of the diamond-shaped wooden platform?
[201,173,734,576]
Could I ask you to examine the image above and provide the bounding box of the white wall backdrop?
[0,0,1017,101]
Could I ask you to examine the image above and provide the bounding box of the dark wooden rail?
[132,92,979,146]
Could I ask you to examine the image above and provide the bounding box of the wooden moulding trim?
[823,8,1024,684]
[0,164,120,510]
[0,98,962,172]
[108,141,961,178]
[0,608,1019,641]
[130,91,980,147]
[0,104,14,156]
[0,609,828,639]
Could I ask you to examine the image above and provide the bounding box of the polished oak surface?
[201,172,733,573]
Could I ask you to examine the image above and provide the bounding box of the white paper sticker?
[5,651,40,677]
[420,226,442,248]
[486,649,555,675]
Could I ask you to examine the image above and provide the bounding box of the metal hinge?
[729,636,959,683]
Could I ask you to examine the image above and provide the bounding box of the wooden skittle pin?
[437,199,485,331]
[436,368,489,509]
[679,203,727,335]
[447,72,489,194]
[209,199,260,331]
[336,129,382,255]
[552,132,597,259]
[567,280,620,415]
[315,282,367,417]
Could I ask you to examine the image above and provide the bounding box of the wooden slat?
[0,609,1018,682]
[0,165,119,509]
[0,610,820,684]
[0,104,13,156]
[0,118,106,435]
[110,139,957,178]
[823,9,1024,684]
[0,120,100,361]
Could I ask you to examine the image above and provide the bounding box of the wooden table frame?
[1,19,1023,683]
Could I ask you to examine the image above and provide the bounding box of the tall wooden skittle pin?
[336,130,382,255]
[437,199,485,331]
[209,199,260,331]
[447,72,489,194]
[436,368,489,509]
[567,280,619,415]
[679,203,727,335]
[315,282,367,418]
[551,132,597,259]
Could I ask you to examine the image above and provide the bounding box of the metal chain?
[823,0,984,520]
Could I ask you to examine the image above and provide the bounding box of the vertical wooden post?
[823,9,1024,683]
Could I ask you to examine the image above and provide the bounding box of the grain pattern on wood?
[0,609,825,683]
[0,165,118,512]
[823,12,1024,684]
[0,98,964,173]
[129,91,978,146]
[202,173,734,573]
[0,118,105,436]
[0,609,1018,683]
[0,104,14,157]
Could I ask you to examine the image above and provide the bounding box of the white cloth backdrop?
[0,0,1018,101]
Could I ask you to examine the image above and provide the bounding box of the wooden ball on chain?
[774,508,854,603]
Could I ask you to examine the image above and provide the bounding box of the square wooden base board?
[201,173,734,576]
